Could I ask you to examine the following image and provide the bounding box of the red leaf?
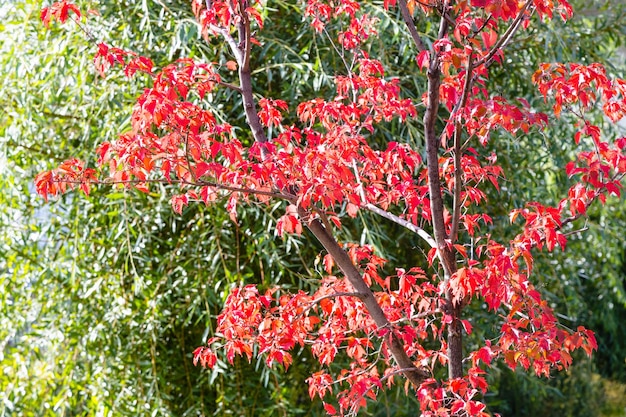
[323,402,337,415]
[416,50,430,70]
[323,254,334,274]
[461,319,473,334]
[41,2,81,28]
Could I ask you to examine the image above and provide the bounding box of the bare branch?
[309,291,364,305]
[351,159,437,248]
[397,0,428,52]
[450,54,474,244]
[215,79,243,93]
[364,203,437,249]
[209,24,243,64]
[561,227,589,237]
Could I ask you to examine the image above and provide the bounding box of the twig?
[55,177,296,201]
[364,204,437,249]
[474,0,533,68]
[351,159,437,248]
[561,227,589,237]
[450,54,474,244]
[216,79,242,92]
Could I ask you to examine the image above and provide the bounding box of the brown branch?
[420,0,464,382]
[309,291,364,304]
[209,24,243,64]
[216,79,242,93]
[351,159,437,248]
[450,54,474,244]
[423,0,455,279]
[397,0,428,52]
[301,209,429,388]
[56,177,295,201]
[70,15,96,42]
[474,0,532,68]
[235,7,269,159]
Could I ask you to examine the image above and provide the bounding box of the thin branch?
[364,203,437,249]
[397,0,428,52]
[474,0,532,68]
[390,309,442,324]
[309,291,364,304]
[351,159,437,248]
[215,79,242,93]
[209,24,243,64]
[56,177,295,201]
[183,127,195,182]
[70,15,96,41]
[560,172,625,229]
[382,366,427,383]
[450,54,474,244]
[561,227,589,237]
[292,292,364,323]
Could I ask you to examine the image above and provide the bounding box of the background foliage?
[1,0,625,416]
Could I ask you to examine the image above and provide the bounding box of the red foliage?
[40,1,81,28]
[39,0,624,415]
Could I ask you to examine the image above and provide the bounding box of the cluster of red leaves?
[193,255,440,415]
[533,63,626,119]
[34,158,96,202]
[40,0,81,28]
[192,0,264,42]
[533,63,626,216]
[37,0,624,415]
[93,43,154,78]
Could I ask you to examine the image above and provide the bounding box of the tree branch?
[351,159,437,249]
[450,54,474,244]
[364,203,437,249]
[209,24,243,64]
[420,0,464,382]
[474,0,532,68]
[234,6,269,158]
[301,209,429,388]
[423,0,455,278]
[397,0,428,52]
[56,177,295,201]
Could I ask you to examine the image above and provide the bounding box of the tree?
[34,0,625,415]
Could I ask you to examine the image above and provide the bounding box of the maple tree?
[35,0,626,415]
